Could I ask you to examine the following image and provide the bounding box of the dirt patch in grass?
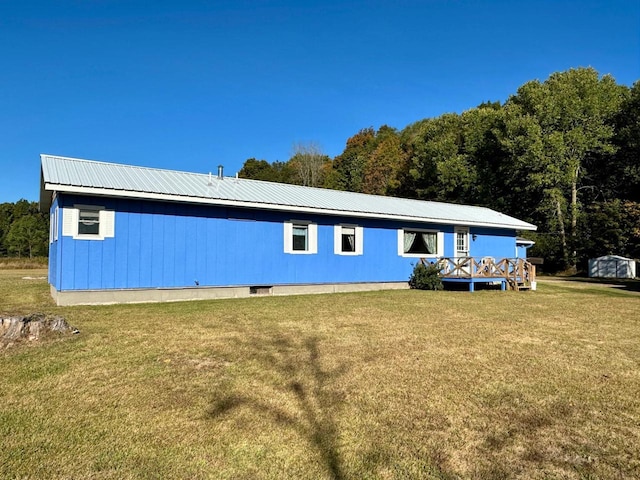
[1,272,639,479]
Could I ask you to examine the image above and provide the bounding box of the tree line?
[239,67,640,273]
[3,68,638,272]
[0,200,49,258]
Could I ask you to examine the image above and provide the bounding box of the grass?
[0,256,48,269]
[1,271,639,479]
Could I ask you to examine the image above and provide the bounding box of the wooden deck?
[421,257,536,292]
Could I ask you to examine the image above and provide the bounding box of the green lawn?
[1,270,639,479]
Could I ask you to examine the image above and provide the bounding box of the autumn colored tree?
[361,126,403,195]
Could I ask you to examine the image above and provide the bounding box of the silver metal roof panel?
[40,154,536,230]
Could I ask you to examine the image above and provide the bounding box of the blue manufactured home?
[39,155,537,305]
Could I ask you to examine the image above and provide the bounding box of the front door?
[455,227,469,258]
[454,227,470,274]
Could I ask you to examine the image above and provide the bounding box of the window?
[53,207,58,242]
[456,231,468,253]
[49,207,59,243]
[284,221,317,254]
[342,227,355,252]
[292,224,308,251]
[398,228,443,257]
[334,224,363,255]
[62,205,115,240]
[78,208,100,236]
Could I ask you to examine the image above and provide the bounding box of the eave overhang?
[41,182,538,231]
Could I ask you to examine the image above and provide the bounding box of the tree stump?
[1,313,77,348]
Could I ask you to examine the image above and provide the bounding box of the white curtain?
[403,232,416,253]
[346,234,355,250]
[343,227,355,251]
[422,233,436,254]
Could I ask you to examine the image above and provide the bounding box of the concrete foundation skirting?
[51,282,410,306]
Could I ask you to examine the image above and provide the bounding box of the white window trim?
[284,220,317,254]
[334,224,363,255]
[62,205,115,240]
[397,228,444,258]
[53,206,59,242]
[49,212,54,244]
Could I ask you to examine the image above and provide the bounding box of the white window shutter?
[437,231,445,257]
[54,207,59,241]
[62,208,77,237]
[283,222,293,253]
[101,210,115,238]
[356,226,364,255]
[309,223,318,254]
[333,225,341,254]
[397,229,404,256]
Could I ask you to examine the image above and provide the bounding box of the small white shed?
[588,255,637,279]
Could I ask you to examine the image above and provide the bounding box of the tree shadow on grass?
[473,393,623,479]
[543,277,640,295]
[207,333,349,479]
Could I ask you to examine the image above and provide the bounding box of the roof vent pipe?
[217,165,224,179]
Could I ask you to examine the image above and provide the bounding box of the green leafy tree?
[400,113,478,203]
[610,81,640,201]
[239,158,277,180]
[0,202,15,256]
[6,214,48,258]
[502,67,626,269]
[577,200,640,267]
[12,199,36,217]
[328,128,376,192]
[238,158,296,184]
[459,104,507,208]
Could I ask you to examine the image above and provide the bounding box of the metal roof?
[40,154,536,231]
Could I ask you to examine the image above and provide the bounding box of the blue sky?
[1,0,638,203]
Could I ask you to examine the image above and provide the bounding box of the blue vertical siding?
[468,227,517,259]
[55,194,520,291]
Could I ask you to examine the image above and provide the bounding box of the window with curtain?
[403,230,437,254]
[341,226,355,252]
[334,224,363,255]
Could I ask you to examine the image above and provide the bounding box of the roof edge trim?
[44,183,538,231]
